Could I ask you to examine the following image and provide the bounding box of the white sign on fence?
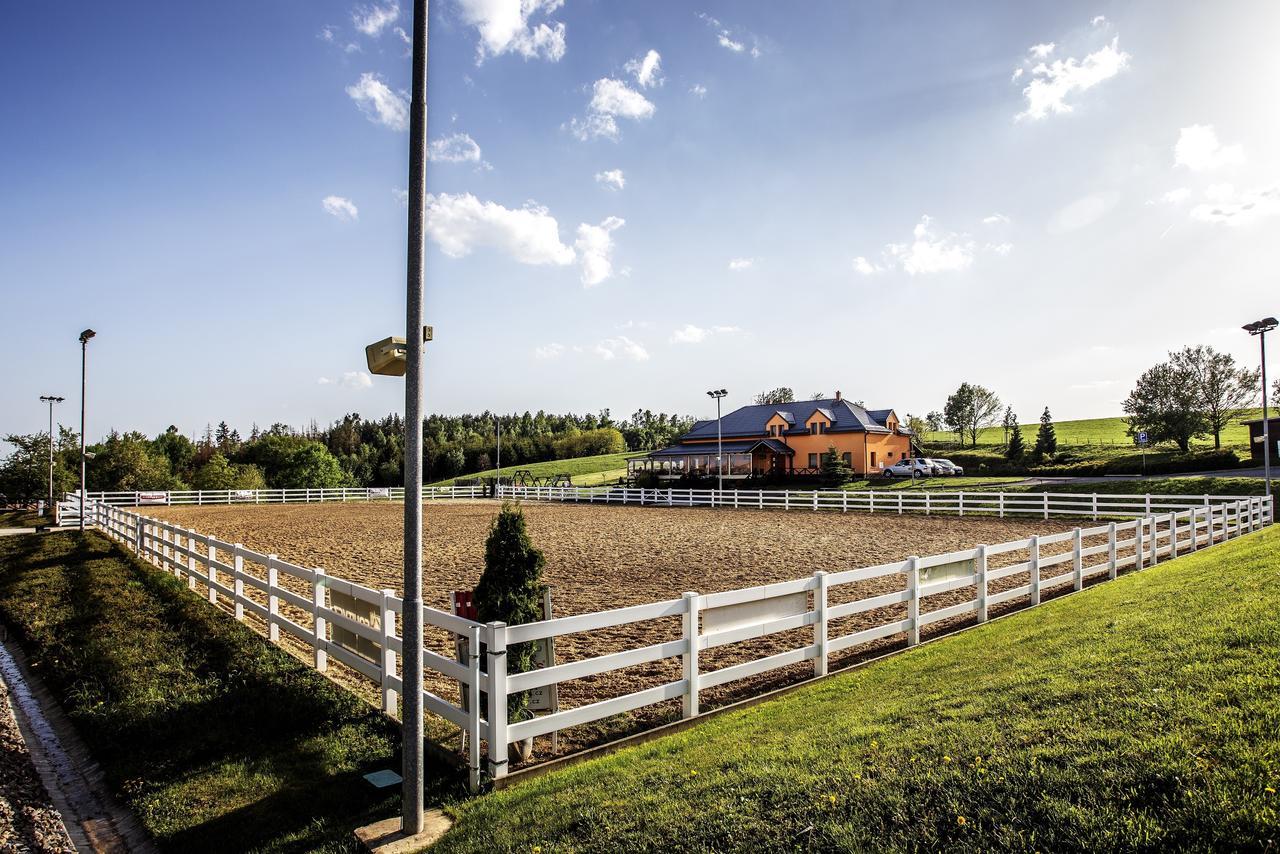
[233,490,256,501]
[330,589,381,662]
[136,491,169,505]
[370,488,391,499]
[921,557,975,584]
[702,591,808,635]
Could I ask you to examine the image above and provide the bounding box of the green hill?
[434,528,1280,852]
[428,452,642,487]
[925,408,1263,450]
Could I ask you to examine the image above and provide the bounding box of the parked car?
[929,458,965,476]
[883,458,935,478]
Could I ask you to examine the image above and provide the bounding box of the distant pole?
[1244,317,1277,512]
[496,415,501,487]
[707,389,727,490]
[401,0,429,835]
[77,330,95,531]
[39,395,64,512]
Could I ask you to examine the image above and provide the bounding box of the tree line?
[0,408,694,501]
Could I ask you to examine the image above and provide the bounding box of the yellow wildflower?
[957,816,967,826]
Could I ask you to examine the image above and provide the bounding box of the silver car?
[929,458,965,476]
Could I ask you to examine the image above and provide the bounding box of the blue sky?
[2,0,1278,446]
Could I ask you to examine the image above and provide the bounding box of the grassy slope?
[925,409,1263,449]
[429,452,641,487]
[0,532,423,853]
[435,528,1280,852]
[840,475,1026,492]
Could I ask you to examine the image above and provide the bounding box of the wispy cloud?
[697,12,761,58]
[594,336,649,361]
[321,195,359,221]
[346,73,408,130]
[425,192,575,265]
[727,257,755,271]
[669,324,742,344]
[1174,124,1244,171]
[1014,30,1130,120]
[1189,183,1280,227]
[352,2,399,37]
[576,216,626,287]
[689,83,708,98]
[594,169,626,190]
[429,131,491,169]
[982,213,1011,225]
[534,343,565,360]
[318,371,373,388]
[625,49,664,88]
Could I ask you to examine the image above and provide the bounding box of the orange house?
[630,391,914,480]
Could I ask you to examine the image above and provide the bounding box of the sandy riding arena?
[140,500,1086,753]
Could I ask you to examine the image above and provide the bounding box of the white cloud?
[319,25,337,42]
[575,216,625,287]
[1029,42,1055,58]
[352,2,399,36]
[1049,192,1118,233]
[346,73,408,130]
[625,49,664,88]
[1189,183,1280,227]
[595,169,626,190]
[982,213,1011,225]
[570,78,656,141]
[697,12,760,58]
[1149,187,1191,205]
[985,242,1014,256]
[455,0,566,63]
[1010,68,1024,82]
[887,216,975,274]
[318,371,374,389]
[393,26,411,45]
[392,187,408,206]
[429,131,490,168]
[1015,36,1130,120]
[425,192,576,265]
[534,343,565,360]
[1174,124,1245,171]
[727,257,755,271]
[1091,15,1108,26]
[594,336,649,361]
[853,256,883,275]
[689,83,708,97]
[321,195,359,221]
[670,324,741,344]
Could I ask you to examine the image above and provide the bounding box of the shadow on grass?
[0,531,466,853]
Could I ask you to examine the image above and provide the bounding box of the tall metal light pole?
[706,389,727,490]
[1244,316,1277,513]
[400,0,429,834]
[78,329,95,531]
[495,415,501,490]
[39,395,64,513]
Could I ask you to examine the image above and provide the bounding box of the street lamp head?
[79,329,96,344]
[40,395,65,403]
[1244,317,1279,335]
[706,389,728,399]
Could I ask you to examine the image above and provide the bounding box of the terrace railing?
[497,484,1274,523]
[85,492,1271,792]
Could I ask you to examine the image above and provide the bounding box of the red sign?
[452,590,477,621]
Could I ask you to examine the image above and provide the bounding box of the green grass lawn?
[0,531,451,852]
[841,475,1026,492]
[924,409,1263,449]
[1015,475,1279,506]
[0,508,44,527]
[429,452,642,487]
[433,527,1280,852]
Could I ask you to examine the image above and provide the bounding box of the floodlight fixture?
[365,327,434,377]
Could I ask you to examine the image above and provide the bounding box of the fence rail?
[85,490,1272,792]
[498,484,1268,521]
[81,485,483,506]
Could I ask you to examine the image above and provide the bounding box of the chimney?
[834,390,842,401]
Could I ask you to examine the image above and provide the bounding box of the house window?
[842,452,851,465]
[870,451,877,467]
[808,453,818,468]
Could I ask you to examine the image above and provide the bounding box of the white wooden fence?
[498,484,1273,522]
[81,485,483,506]
[85,492,1271,791]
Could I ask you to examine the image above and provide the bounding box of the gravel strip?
[0,668,73,853]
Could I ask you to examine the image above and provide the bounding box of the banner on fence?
[137,491,169,505]
[703,591,807,635]
[921,557,975,584]
[370,488,391,499]
[233,490,256,501]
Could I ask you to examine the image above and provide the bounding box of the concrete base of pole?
[353,811,452,853]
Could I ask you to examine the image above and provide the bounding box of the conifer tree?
[1033,407,1057,458]
[820,446,852,485]
[1006,415,1025,461]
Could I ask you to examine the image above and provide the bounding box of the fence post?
[135,517,144,556]
[682,592,700,718]
[1092,493,1098,521]
[1072,527,1083,591]
[267,555,280,642]
[1190,508,1199,551]
[785,491,790,511]
[976,545,988,624]
[1145,494,1152,516]
[906,556,920,646]
[233,544,245,621]
[958,492,964,517]
[1134,519,1144,570]
[467,625,482,793]
[1029,536,1041,606]
[207,542,219,605]
[487,622,509,779]
[898,493,904,515]
[998,492,1005,518]
[1207,503,1215,544]
[813,572,828,676]
[187,532,198,591]
[312,569,328,672]
[1101,521,1115,579]
[1043,493,1049,520]
[843,492,848,513]
[812,491,818,512]
[1169,511,1178,559]
[1149,517,1158,566]
[380,589,398,715]
[925,493,931,515]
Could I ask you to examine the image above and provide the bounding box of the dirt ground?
[140,500,1109,757]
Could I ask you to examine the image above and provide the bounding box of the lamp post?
[361,0,429,835]
[77,329,95,531]
[39,395,64,514]
[495,415,501,492]
[706,389,727,491]
[1244,316,1277,511]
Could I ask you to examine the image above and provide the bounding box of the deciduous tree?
[1123,361,1208,453]
[1172,345,1259,449]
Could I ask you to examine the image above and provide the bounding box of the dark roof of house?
[1241,417,1280,425]
[644,438,795,458]
[681,398,900,440]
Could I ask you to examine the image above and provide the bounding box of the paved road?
[0,528,36,537]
